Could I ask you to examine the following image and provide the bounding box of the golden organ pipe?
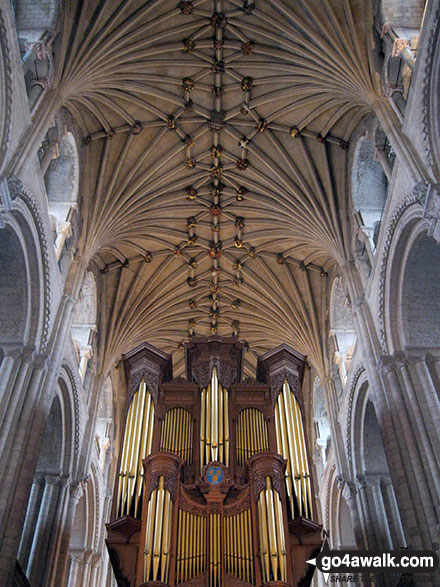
[255,411,259,453]
[180,510,185,581]
[147,486,157,580]
[239,513,244,580]
[248,510,252,583]
[273,488,287,582]
[136,393,150,517]
[291,394,305,515]
[124,390,138,515]
[185,510,190,581]
[219,384,223,463]
[129,386,143,507]
[212,370,218,461]
[245,510,250,583]
[235,514,238,577]
[265,476,279,580]
[283,379,301,512]
[277,390,295,515]
[160,488,168,582]
[165,491,173,581]
[144,494,153,581]
[258,493,269,582]
[224,389,229,467]
[206,382,211,465]
[201,389,206,468]
[153,477,165,579]
[297,396,312,517]
[117,398,132,515]
[118,381,156,518]
[244,410,249,462]
[177,509,182,581]
[230,516,234,573]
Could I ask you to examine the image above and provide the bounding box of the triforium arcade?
[106,337,322,586]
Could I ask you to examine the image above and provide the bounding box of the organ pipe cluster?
[109,340,319,587]
[143,476,173,583]
[224,509,254,583]
[160,407,193,464]
[209,512,221,587]
[236,408,269,466]
[257,477,287,583]
[117,380,154,518]
[200,367,229,469]
[176,509,207,583]
[275,378,312,518]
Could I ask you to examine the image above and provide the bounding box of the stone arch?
[0,225,29,345]
[351,381,406,550]
[68,470,101,585]
[401,232,440,348]
[18,378,76,583]
[329,277,356,384]
[384,209,433,352]
[0,195,47,355]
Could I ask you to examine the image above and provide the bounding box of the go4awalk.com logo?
[307,538,439,584]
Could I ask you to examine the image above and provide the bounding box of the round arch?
[350,378,406,550]
[383,212,433,352]
[0,197,47,355]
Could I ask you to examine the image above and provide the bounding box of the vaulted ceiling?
[54,0,381,376]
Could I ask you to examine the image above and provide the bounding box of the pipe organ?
[107,338,322,586]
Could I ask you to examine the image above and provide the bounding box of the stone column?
[54,482,85,586]
[355,475,372,549]
[16,473,45,569]
[27,473,62,583]
[338,477,364,549]
[89,554,102,586]
[365,475,393,549]
[0,346,23,413]
[377,355,433,548]
[67,550,84,587]
[81,550,94,586]
[382,475,407,547]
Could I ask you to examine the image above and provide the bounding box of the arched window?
[352,136,388,251]
[352,385,406,550]
[359,399,406,549]
[18,382,74,584]
[0,226,28,347]
[313,377,331,467]
[95,377,113,473]
[44,129,79,260]
[71,272,98,382]
[329,278,356,385]
[401,233,440,347]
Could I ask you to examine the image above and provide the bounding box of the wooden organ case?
[107,337,322,586]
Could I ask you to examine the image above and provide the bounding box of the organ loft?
[106,337,322,586]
